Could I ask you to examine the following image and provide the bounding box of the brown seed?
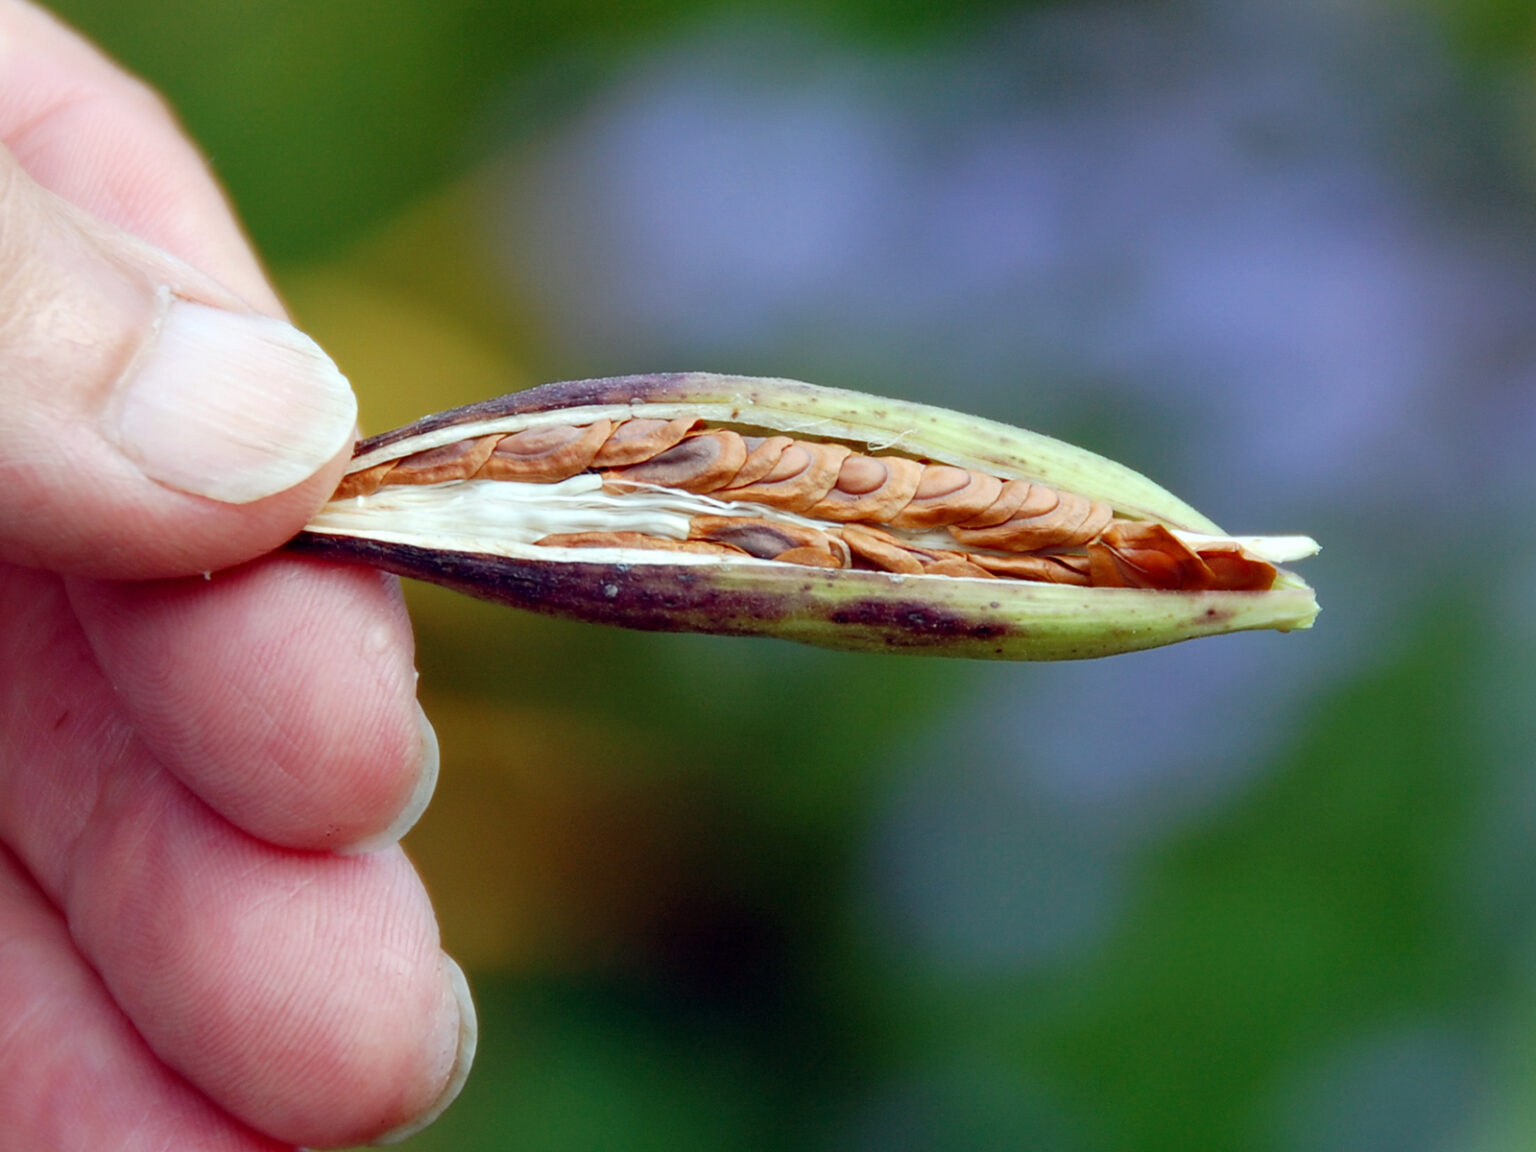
[479,420,613,481]
[332,460,397,500]
[590,417,700,467]
[688,515,839,561]
[774,544,849,569]
[807,454,926,523]
[1086,522,1211,590]
[536,531,747,557]
[1064,493,1115,542]
[717,440,851,511]
[920,556,997,579]
[1194,546,1277,592]
[607,430,750,492]
[968,552,1093,585]
[956,479,1056,530]
[889,466,1005,529]
[914,466,971,499]
[726,436,796,488]
[384,435,502,486]
[831,454,888,496]
[1020,489,1104,538]
[950,484,1112,551]
[839,523,929,575]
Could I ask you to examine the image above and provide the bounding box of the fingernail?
[373,954,478,1146]
[112,293,357,504]
[341,700,440,855]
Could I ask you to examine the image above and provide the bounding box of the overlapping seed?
[333,420,1275,591]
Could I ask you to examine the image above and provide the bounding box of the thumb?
[0,148,356,579]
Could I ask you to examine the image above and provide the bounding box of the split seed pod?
[290,374,1319,659]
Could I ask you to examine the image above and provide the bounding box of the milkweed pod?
[292,373,1319,660]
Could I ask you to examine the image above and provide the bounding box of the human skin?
[0,2,470,1148]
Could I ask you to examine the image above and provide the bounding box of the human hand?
[0,3,472,1148]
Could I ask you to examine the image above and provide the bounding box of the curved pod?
[292,374,1319,660]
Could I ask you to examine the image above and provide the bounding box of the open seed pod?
[289,373,1319,659]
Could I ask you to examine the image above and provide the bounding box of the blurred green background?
[46,0,1536,1148]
